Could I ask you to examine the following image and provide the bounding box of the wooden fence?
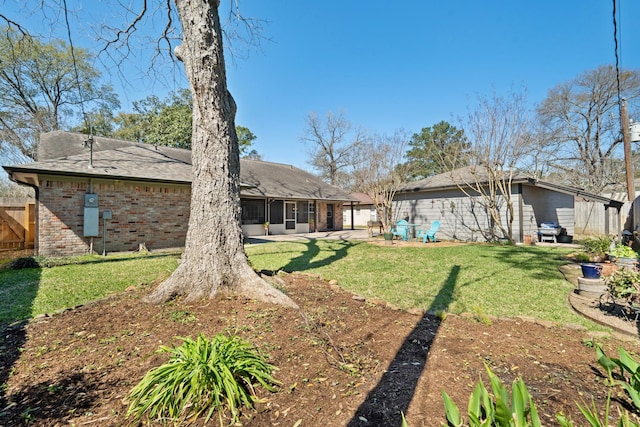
[574,199,632,237]
[0,198,35,251]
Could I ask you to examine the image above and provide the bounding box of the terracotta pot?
[600,262,618,277]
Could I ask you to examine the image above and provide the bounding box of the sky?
[3,0,640,171]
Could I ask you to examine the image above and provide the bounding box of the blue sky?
[4,1,640,171]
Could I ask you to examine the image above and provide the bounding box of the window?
[296,201,309,223]
[241,199,265,225]
[270,200,283,224]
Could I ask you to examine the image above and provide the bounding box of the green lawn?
[1,241,601,330]
[245,239,599,328]
[0,252,180,324]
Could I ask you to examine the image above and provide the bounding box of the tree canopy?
[404,121,469,180]
[79,88,259,155]
[112,89,193,148]
[0,27,119,162]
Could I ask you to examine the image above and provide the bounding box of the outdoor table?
[405,224,419,240]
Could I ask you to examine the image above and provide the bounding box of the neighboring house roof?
[399,166,625,209]
[346,192,375,205]
[4,131,356,202]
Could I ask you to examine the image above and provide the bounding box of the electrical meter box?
[85,194,98,207]
[83,194,99,236]
[102,210,112,220]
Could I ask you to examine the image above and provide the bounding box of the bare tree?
[0,27,118,161]
[301,111,362,187]
[351,131,409,232]
[450,90,534,243]
[5,1,297,308]
[537,65,640,193]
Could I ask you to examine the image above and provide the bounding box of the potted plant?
[263,221,269,236]
[610,245,639,269]
[581,236,610,262]
[606,269,640,304]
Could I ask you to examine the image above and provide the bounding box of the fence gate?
[0,200,35,251]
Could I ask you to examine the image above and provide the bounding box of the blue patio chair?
[416,220,440,243]
[391,219,409,241]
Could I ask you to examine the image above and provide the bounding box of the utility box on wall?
[84,193,99,237]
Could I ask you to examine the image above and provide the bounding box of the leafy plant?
[596,345,640,413]
[606,269,640,303]
[441,363,541,426]
[126,333,280,425]
[557,345,640,426]
[582,236,612,256]
[611,245,639,259]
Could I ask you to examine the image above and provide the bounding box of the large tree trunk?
[145,0,297,308]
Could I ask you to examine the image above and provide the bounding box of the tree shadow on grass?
[347,265,461,426]
[480,245,572,283]
[276,238,356,273]
[0,265,42,420]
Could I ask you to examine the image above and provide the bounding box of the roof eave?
[3,165,191,186]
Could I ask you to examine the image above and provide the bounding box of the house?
[3,131,356,256]
[393,167,625,243]
[342,192,378,227]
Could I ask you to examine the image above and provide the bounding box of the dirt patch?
[1,272,640,426]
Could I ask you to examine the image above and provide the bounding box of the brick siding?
[38,178,190,257]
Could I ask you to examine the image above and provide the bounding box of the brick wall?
[315,202,344,231]
[38,177,190,257]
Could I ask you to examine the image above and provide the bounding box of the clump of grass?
[126,333,280,425]
[170,310,196,324]
[472,305,492,325]
[573,252,591,263]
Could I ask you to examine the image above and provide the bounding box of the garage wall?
[395,184,575,242]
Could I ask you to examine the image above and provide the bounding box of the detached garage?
[394,167,624,243]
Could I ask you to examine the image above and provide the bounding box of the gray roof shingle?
[398,165,624,208]
[5,131,356,202]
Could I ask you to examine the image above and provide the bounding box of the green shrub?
[582,236,612,255]
[126,333,280,425]
[596,345,640,414]
[606,269,640,303]
[9,256,41,269]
